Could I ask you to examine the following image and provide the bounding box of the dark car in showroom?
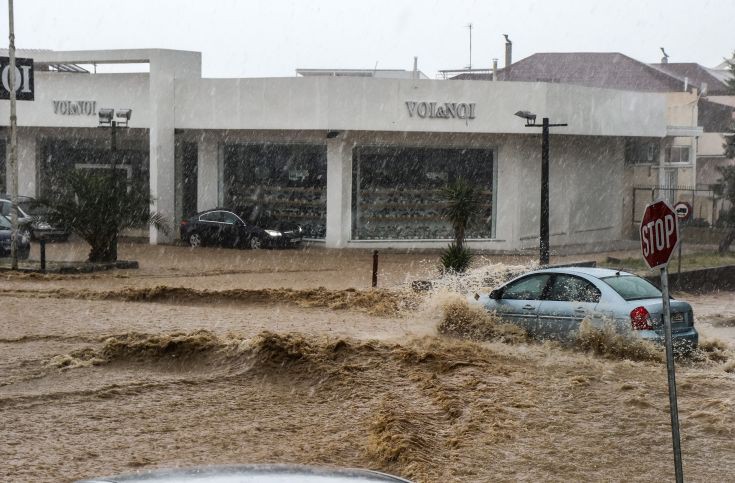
[0,213,31,260]
[180,207,304,249]
[0,195,70,241]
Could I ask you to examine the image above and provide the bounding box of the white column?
[197,134,219,212]
[148,51,201,244]
[16,129,36,197]
[148,59,176,243]
[325,137,352,247]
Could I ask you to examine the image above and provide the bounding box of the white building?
[0,49,690,251]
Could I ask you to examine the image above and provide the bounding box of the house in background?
[462,51,735,234]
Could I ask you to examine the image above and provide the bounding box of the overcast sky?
[2,0,733,78]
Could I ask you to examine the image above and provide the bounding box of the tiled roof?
[449,72,493,80]
[495,52,685,92]
[650,63,729,95]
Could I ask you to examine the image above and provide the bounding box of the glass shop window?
[352,146,494,240]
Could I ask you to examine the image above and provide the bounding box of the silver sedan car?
[475,267,698,348]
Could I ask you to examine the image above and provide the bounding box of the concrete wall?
[699,132,727,156]
[174,78,669,137]
[0,72,150,128]
[666,92,699,127]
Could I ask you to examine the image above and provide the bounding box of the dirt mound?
[1,286,414,316]
[574,319,664,362]
[437,299,527,344]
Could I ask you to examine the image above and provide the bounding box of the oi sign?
[640,199,679,269]
[0,57,34,101]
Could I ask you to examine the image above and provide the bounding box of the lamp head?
[115,109,132,126]
[514,110,537,126]
[98,108,114,126]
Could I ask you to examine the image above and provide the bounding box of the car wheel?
[249,236,263,250]
[188,232,202,248]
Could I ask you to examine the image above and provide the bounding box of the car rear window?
[601,275,662,301]
[18,200,49,216]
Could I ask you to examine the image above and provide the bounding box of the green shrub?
[440,243,473,273]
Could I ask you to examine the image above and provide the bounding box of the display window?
[39,138,150,219]
[352,145,494,240]
[223,143,327,239]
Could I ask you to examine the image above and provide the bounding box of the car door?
[493,273,552,335]
[538,274,601,340]
[220,211,244,247]
[198,211,224,244]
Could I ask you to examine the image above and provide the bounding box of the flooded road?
[1,247,734,482]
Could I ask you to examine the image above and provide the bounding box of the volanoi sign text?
[406,101,476,120]
[53,100,97,116]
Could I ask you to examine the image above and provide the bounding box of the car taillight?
[180,220,189,226]
[630,306,654,330]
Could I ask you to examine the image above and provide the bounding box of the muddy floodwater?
[1,243,734,482]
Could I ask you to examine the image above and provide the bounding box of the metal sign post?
[673,201,692,285]
[640,199,684,483]
[660,265,683,483]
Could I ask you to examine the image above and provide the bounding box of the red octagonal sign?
[640,200,679,269]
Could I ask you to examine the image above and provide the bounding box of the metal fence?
[632,185,730,227]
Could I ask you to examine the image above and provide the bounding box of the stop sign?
[640,200,679,269]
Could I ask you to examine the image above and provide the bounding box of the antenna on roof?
[660,47,669,64]
[466,23,473,70]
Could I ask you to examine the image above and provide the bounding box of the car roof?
[76,464,413,482]
[533,266,635,279]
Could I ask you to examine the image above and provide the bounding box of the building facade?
[0,49,686,251]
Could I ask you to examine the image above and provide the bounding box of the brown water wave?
[0,285,416,316]
[4,328,735,482]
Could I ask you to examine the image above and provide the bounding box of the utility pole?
[466,23,473,70]
[8,0,19,269]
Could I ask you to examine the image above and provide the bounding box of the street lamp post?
[514,111,567,266]
[98,108,132,161]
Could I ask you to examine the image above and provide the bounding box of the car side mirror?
[489,289,503,300]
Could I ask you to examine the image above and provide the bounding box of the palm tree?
[41,168,167,262]
[441,178,482,250]
[440,178,482,272]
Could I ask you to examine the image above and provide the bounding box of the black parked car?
[180,207,304,249]
[0,214,31,260]
[0,195,70,241]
